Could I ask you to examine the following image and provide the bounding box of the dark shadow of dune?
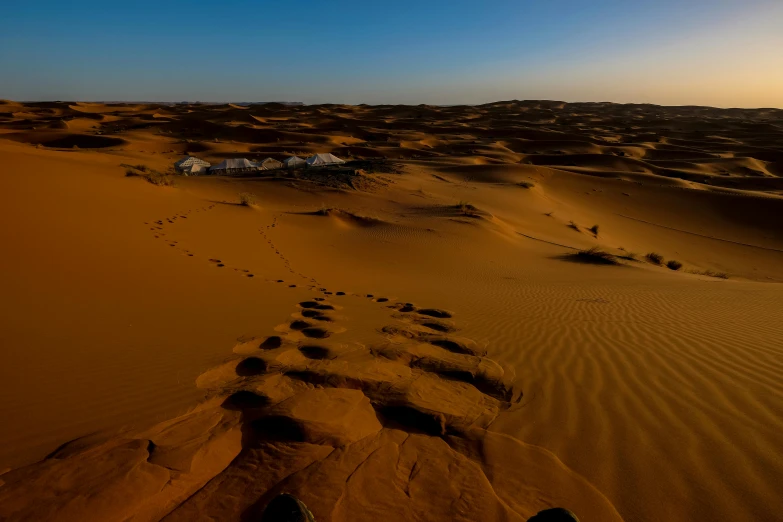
[42,134,127,149]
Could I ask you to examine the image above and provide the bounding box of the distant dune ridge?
[0,99,782,522]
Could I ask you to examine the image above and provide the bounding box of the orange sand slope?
[1,100,782,522]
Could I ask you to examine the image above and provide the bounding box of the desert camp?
[173,153,348,176]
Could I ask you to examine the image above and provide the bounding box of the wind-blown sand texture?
[1,99,782,522]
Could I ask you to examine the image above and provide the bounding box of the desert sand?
[0,99,782,522]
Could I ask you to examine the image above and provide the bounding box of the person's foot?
[260,493,316,522]
[527,507,580,522]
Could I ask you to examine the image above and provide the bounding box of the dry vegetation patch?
[666,260,683,271]
[455,201,480,217]
[121,164,175,186]
[238,192,258,207]
[689,269,729,279]
[569,247,621,265]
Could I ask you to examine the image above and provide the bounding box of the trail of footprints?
[147,208,523,437]
[145,204,217,261]
[147,207,322,287]
[259,214,319,286]
[202,294,521,441]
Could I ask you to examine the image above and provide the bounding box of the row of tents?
[174,153,345,175]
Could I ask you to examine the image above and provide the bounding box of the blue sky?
[1,0,781,107]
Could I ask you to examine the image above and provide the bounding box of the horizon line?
[5,99,783,111]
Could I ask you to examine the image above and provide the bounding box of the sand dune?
[1,100,782,522]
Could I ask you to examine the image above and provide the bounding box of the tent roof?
[175,156,211,168]
[211,158,256,170]
[284,156,306,164]
[306,153,345,166]
[256,157,283,170]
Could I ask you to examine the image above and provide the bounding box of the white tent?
[209,158,259,174]
[306,153,345,167]
[174,156,211,173]
[257,157,283,170]
[181,163,209,175]
[283,156,306,169]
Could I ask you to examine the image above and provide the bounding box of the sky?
[1,0,782,108]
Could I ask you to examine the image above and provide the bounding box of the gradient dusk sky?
[1,0,781,107]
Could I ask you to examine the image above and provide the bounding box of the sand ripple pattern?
[453,279,783,522]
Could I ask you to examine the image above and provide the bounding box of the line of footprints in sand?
[202,294,522,439]
[143,207,432,313]
[144,205,321,289]
[143,210,521,434]
[258,215,319,286]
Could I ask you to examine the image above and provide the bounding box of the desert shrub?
[572,247,620,265]
[690,269,729,279]
[666,260,683,271]
[567,221,580,231]
[145,170,175,186]
[646,252,664,265]
[239,192,257,207]
[123,163,174,186]
[517,181,535,189]
[617,251,639,261]
[455,201,478,216]
[588,224,600,236]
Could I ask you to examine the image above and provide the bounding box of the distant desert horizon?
[8,99,783,110]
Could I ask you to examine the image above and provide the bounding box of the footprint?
[298,345,331,360]
[302,327,330,339]
[235,357,266,376]
[420,321,455,333]
[428,339,477,356]
[290,320,311,330]
[260,336,283,349]
[418,308,452,319]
